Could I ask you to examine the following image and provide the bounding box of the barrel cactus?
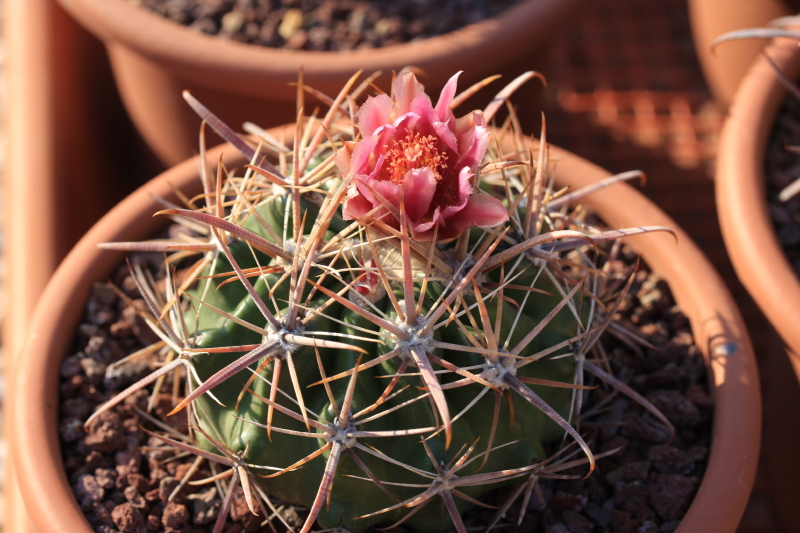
[90,70,673,532]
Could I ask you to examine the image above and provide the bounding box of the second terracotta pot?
[688,0,794,109]
[716,35,800,533]
[716,37,800,378]
[55,0,582,166]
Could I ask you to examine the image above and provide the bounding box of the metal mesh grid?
[539,1,785,532]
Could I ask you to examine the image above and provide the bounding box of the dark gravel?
[60,242,712,533]
[766,94,800,277]
[135,0,525,50]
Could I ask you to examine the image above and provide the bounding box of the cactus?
[91,70,673,533]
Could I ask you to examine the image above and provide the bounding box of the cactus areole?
[94,70,673,533]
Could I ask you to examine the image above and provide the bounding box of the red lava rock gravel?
[135,0,525,50]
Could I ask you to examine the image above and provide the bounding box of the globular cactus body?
[188,194,579,532]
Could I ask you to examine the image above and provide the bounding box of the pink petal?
[410,92,436,124]
[345,177,400,225]
[367,180,406,227]
[370,179,403,209]
[390,112,420,135]
[367,153,387,181]
[439,167,475,220]
[349,153,387,209]
[455,123,489,170]
[412,207,442,238]
[348,135,380,175]
[357,94,394,137]
[433,120,459,154]
[393,72,426,115]
[401,168,438,224]
[443,194,509,236]
[334,141,355,176]
[342,186,376,221]
[454,109,486,139]
[353,176,378,206]
[435,72,461,121]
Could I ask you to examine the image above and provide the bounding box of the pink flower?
[336,71,509,241]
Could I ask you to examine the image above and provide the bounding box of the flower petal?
[348,135,380,175]
[443,194,509,236]
[456,121,489,170]
[401,168,438,224]
[369,179,404,221]
[412,207,442,238]
[393,72,426,115]
[433,120,460,154]
[387,113,420,141]
[357,94,394,137]
[410,91,436,124]
[343,184,376,221]
[439,166,475,220]
[435,71,461,122]
[334,141,356,176]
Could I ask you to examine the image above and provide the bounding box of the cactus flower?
[337,71,509,241]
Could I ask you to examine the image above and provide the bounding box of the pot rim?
[55,0,578,88]
[716,37,800,374]
[10,138,759,533]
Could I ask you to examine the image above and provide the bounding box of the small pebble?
[81,357,107,386]
[189,487,221,525]
[61,355,83,378]
[648,473,695,521]
[648,445,695,474]
[645,389,702,427]
[111,502,146,533]
[614,481,650,514]
[104,358,150,390]
[221,10,245,33]
[124,485,148,509]
[550,491,588,512]
[60,417,85,443]
[278,8,303,39]
[85,412,127,453]
[95,468,118,490]
[75,474,105,508]
[161,501,190,528]
[583,499,614,527]
[563,509,595,533]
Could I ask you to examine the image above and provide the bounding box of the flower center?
[385,131,448,185]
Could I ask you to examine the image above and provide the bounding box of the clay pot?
[2,2,163,529]
[10,135,759,532]
[716,37,800,531]
[54,0,582,166]
[687,0,796,108]
[716,37,800,378]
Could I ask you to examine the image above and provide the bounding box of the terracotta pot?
[716,37,800,378]
[716,37,800,531]
[10,134,759,532]
[3,1,163,530]
[53,0,582,166]
[687,0,795,109]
